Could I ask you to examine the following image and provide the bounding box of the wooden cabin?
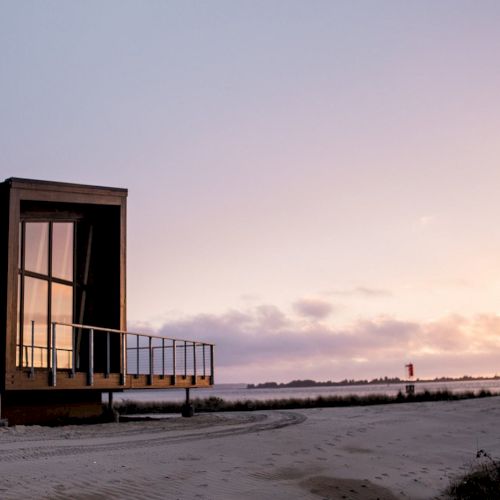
[0,178,214,424]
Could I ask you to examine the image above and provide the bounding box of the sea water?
[113,379,500,403]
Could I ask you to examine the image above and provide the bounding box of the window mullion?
[18,222,25,368]
[47,222,53,370]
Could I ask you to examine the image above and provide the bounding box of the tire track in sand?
[0,411,306,464]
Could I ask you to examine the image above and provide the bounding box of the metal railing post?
[184,340,187,378]
[172,339,176,384]
[71,326,76,378]
[105,331,110,378]
[87,328,94,386]
[120,332,126,385]
[30,320,35,379]
[51,323,57,387]
[135,335,139,378]
[161,338,165,379]
[210,344,214,385]
[148,336,153,385]
[192,342,196,384]
[203,344,206,378]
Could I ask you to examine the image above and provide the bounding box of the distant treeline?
[246,374,500,389]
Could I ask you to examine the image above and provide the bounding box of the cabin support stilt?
[181,387,194,417]
[0,393,7,426]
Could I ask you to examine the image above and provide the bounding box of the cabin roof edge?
[3,177,128,197]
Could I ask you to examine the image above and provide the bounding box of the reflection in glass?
[25,223,49,275]
[23,277,48,368]
[52,223,74,281]
[52,283,73,369]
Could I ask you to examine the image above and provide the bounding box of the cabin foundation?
[1,390,104,425]
[0,393,7,426]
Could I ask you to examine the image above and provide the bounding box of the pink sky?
[2,1,500,382]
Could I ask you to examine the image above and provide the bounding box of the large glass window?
[21,277,48,368]
[51,282,74,369]
[24,222,49,275]
[17,221,75,369]
[52,223,73,281]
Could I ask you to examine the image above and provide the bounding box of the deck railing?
[17,321,215,388]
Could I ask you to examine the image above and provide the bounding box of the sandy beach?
[0,396,499,499]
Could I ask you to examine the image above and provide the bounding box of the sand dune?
[0,396,499,499]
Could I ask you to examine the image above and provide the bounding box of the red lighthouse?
[405,363,415,395]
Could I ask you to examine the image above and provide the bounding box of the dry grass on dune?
[115,389,495,415]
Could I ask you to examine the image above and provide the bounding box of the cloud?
[292,298,333,320]
[152,304,500,382]
[324,287,392,298]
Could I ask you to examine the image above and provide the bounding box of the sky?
[2,1,500,383]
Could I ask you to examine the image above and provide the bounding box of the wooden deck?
[8,321,215,393]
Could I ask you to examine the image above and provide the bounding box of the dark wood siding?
[1,178,127,390]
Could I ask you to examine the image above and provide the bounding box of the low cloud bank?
[144,307,500,382]
[292,298,334,320]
